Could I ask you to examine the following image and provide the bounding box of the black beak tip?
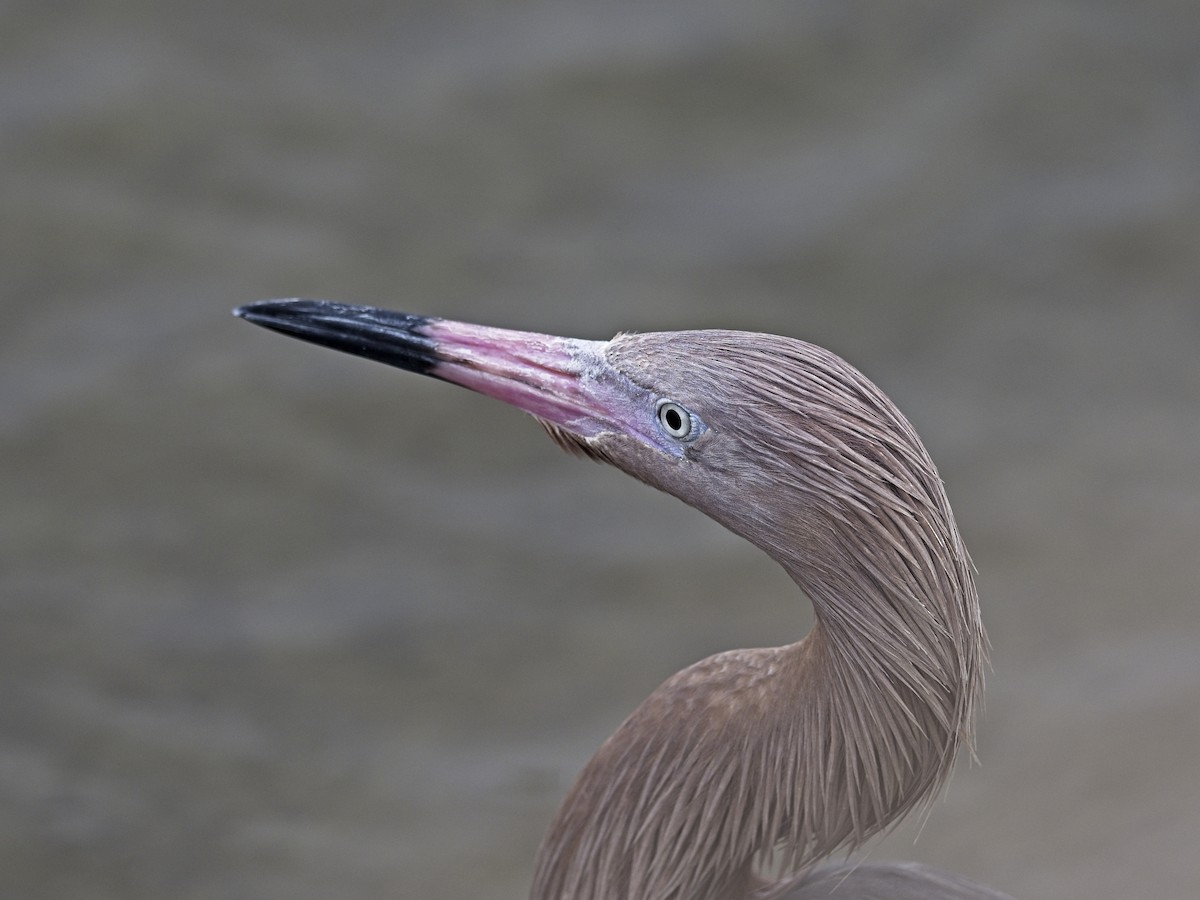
[232,298,440,375]
[233,298,311,325]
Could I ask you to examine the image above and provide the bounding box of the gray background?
[3,2,1199,898]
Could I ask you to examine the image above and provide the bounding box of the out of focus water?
[3,3,1199,898]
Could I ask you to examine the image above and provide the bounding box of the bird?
[235,299,1008,900]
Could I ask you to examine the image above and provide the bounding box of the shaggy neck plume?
[530,567,980,900]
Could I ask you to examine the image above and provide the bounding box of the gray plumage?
[234,302,996,900]
[533,331,984,900]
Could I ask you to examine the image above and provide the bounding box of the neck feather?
[530,522,982,900]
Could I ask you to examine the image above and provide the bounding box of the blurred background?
[3,2,1198,898]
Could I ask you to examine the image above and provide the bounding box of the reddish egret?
[236,300,1007,900]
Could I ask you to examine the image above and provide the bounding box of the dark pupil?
[664,408,683,432]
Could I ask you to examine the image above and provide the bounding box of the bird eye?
[656,399,695,440]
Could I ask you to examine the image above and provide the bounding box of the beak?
[234,299,627,440]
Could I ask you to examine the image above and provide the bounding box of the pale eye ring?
[656,399,695,440]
